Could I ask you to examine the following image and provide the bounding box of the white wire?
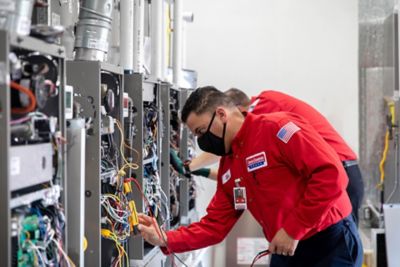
[52,239,73,267]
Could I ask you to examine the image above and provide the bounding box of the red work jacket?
[249,90,357,161]
[163,112,352,254]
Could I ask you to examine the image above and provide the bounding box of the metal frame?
[0,29,11,267]
[126,73,165,262]
[66,61,124,267]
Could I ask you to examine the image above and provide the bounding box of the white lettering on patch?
[246,152,267,172]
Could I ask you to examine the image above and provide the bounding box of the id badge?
[233,187,247,210]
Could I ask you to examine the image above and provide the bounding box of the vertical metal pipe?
[133,0,145,73]
[120,0,134,70]
[172,0,182,87]
[151,0,163,80]
[161,0,168,81]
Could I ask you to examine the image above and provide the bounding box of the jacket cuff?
[160,231,176,255]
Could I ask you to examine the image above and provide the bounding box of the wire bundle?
[17,206,75,267]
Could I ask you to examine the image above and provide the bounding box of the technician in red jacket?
[179,88,364,226]
[138,86,363,267]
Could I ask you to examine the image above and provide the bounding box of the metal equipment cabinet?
[0,29,67,266]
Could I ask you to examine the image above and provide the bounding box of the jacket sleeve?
[161,183,242,254]
[273,116,348,240]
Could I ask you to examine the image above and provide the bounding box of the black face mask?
[197,112,228,156]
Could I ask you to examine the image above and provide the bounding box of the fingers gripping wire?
[130,178,188,267]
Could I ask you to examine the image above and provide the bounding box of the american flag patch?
[277,122,300,143]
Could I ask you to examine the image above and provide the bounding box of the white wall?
[184,0,359,154]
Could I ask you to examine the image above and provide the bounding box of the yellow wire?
[115,119,140,170]
[378,100,395,189]
[378,131,390,188]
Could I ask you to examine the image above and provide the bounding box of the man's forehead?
[186,112,212,130]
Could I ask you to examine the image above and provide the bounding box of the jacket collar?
[230,112,257,154]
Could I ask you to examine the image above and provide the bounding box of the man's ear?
[215,107,228,123]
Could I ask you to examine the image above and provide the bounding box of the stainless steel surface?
[74,0,114,61]
[0,0,34,36]
[67,119,86,267]
[383,204,400,266]
[0,29,11,267]
[9,143,53,191]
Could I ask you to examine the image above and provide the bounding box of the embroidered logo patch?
[246,152,267,172]
[277,122,300,143]
[248,99,260,113]
[222,169,232,184]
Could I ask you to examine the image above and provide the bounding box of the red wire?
[10,81,37,114]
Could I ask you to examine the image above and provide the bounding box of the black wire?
[250,250,270,267]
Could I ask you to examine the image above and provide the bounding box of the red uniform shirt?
[163,112,352,254]
[249,90,357,161]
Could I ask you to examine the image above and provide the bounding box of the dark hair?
[225,88,250,107]
[181,86,234,123]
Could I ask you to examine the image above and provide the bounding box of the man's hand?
[268,228,299,256]
[170,150,191,178]
[138,214,167,247]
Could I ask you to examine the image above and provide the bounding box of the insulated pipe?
[133,0,145,73]
[182,12,194,70]
[120,0,134,70]
[151,0,163,80]
[172,0,182,87]
[161,0,168,81]
[74,0,114,61]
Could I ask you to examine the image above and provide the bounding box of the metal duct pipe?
[0,0,35,36]
[120,0,134,71]
[172,0,182,87]
[151,0,163,80]
[74,0,114,61]
[133,0,145,73]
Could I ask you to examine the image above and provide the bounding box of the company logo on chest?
[246,151,268,172]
